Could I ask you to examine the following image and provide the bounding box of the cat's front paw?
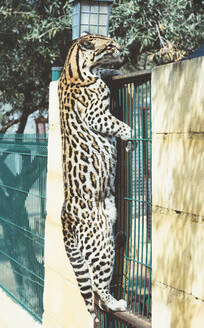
[124,127,137,152]
[126,141,131,152]
[125,140,137,152]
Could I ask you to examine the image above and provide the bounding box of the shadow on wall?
[152,57,204,133]
[152,56,204,328]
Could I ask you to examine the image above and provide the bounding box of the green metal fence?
[95,71,152,327]
[0,134,48,322]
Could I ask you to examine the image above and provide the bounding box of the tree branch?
[155,23,166,48]
[0,118,20,133]
[0,9,38,18]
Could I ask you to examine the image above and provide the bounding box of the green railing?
[0,134,48,322]
[95,71,152,327]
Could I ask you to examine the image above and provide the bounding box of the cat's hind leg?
[64,241,96,319]
[90,240,127,312]
[61,213,95,319]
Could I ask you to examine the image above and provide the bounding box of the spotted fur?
[58,34,132,320]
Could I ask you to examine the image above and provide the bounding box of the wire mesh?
[0,134,48,322]
[95,73,152,327]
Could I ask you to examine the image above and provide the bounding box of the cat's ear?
[78,38,95,50]
[81,31,90,37]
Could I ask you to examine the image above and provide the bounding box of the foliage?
[110,0,204,69]
[0,0,72,133]
[0,0,203,132]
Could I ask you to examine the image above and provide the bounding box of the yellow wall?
[152,57,204,328]
[42,82,93,328]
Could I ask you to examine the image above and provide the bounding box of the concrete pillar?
[152,57,204,328]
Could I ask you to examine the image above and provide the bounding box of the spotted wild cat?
[58,34,133,321]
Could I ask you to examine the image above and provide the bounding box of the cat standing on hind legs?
[58,34,133,322]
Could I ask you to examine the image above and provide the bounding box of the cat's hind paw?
[117,299,127,311]
[108,299,127,312]
[99,298,127,312]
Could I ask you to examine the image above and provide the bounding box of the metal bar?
[134,83,141,313]
[2,261,44,288]
[0,215,44,242]
[95,298,151,328]
[126,84,133,305]
[124,197,152,205]
[125,257,152,268]
[0,249,44,282]
[0,134,47,142]
[112,70,152,85]
[146,81,152,318]
[130,83,137,312]
[142,82,148,316]
[123,86,129,300]
[0,149,47,157]
[0,183,46,199]
[138,83,144,315]
[0,284,42,323]
[109,311,151,328]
